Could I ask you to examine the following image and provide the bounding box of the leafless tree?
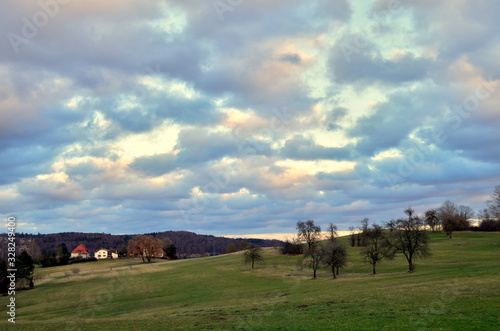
[477,208,492,221]
[438,201,471,238]
[360,224,394,274]
[297,220,323,278]
[243,244,263,269]
[388,208,430,272]
[385,219,397,234]
[127,235,163,263]
[458,205,474,226]
[348,226,357,247]
[304,245,324,279]
[487,185,500,219]
[322,240,347,279]
[326,223,338,241]
[321,223,347,278]
[355,218,369,246]
[424,209,440,232]
[296,220,322,252]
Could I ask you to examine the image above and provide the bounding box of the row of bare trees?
[425,186,500,236]
[291,207,431,278]
[345,209,431,274]
[348,186,500,247]
[296,220,347,279]
[359,208,430,274]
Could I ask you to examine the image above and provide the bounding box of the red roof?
[72,244,89,254]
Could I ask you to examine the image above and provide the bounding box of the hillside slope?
[1,232,498,330]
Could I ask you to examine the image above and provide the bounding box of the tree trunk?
[251,259,255,269]
[408,260,414,272]
[332,266,336,279]
[372,263,376,275]
[313,268,317,279]
[336,267,339,275]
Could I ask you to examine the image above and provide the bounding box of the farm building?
[95,248,109,259]
[70,244,90,259]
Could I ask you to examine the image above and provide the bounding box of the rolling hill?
[1,232,498,330]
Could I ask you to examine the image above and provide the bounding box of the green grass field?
[1,232,499,330]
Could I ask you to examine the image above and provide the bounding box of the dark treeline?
[0,231,282,263]
[471,219,500,231]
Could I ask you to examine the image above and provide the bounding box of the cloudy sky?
[1,0,499,237]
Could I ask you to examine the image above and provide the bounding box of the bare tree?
[243,244,263,269]
[326,223,338,241]
[438,201,458,238]
[360,218,369,232]
[127,235,163,263]
[477,208,492,221]
[385,220,397,234]
[296,220,322,252]
[360,224,394,274]
[322,241,347,279]
[321,223,347,279]
[356,218,369,246]
[348,226,357,247]
[487,185,500,218]
[457,205,474,228]
[389,208,431,272]
[297,220,323,278]
[26,238,42,264]
[424,209,440,232]
[304,245,324,279]
[438,201,471,238]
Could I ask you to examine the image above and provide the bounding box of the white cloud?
[1,0,499,236]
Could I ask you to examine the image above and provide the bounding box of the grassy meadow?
[1,232,499,330]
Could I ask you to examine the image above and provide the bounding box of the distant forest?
[0,231,282,262]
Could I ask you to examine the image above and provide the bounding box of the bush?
[32,273,47,282]
[280,240,303,255]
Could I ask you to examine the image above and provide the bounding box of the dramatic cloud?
[1,0,499,237]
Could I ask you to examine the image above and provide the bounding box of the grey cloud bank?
[1,0,499,236]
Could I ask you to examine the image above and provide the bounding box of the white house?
[95,248,109,259]
[111,252,119,259]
